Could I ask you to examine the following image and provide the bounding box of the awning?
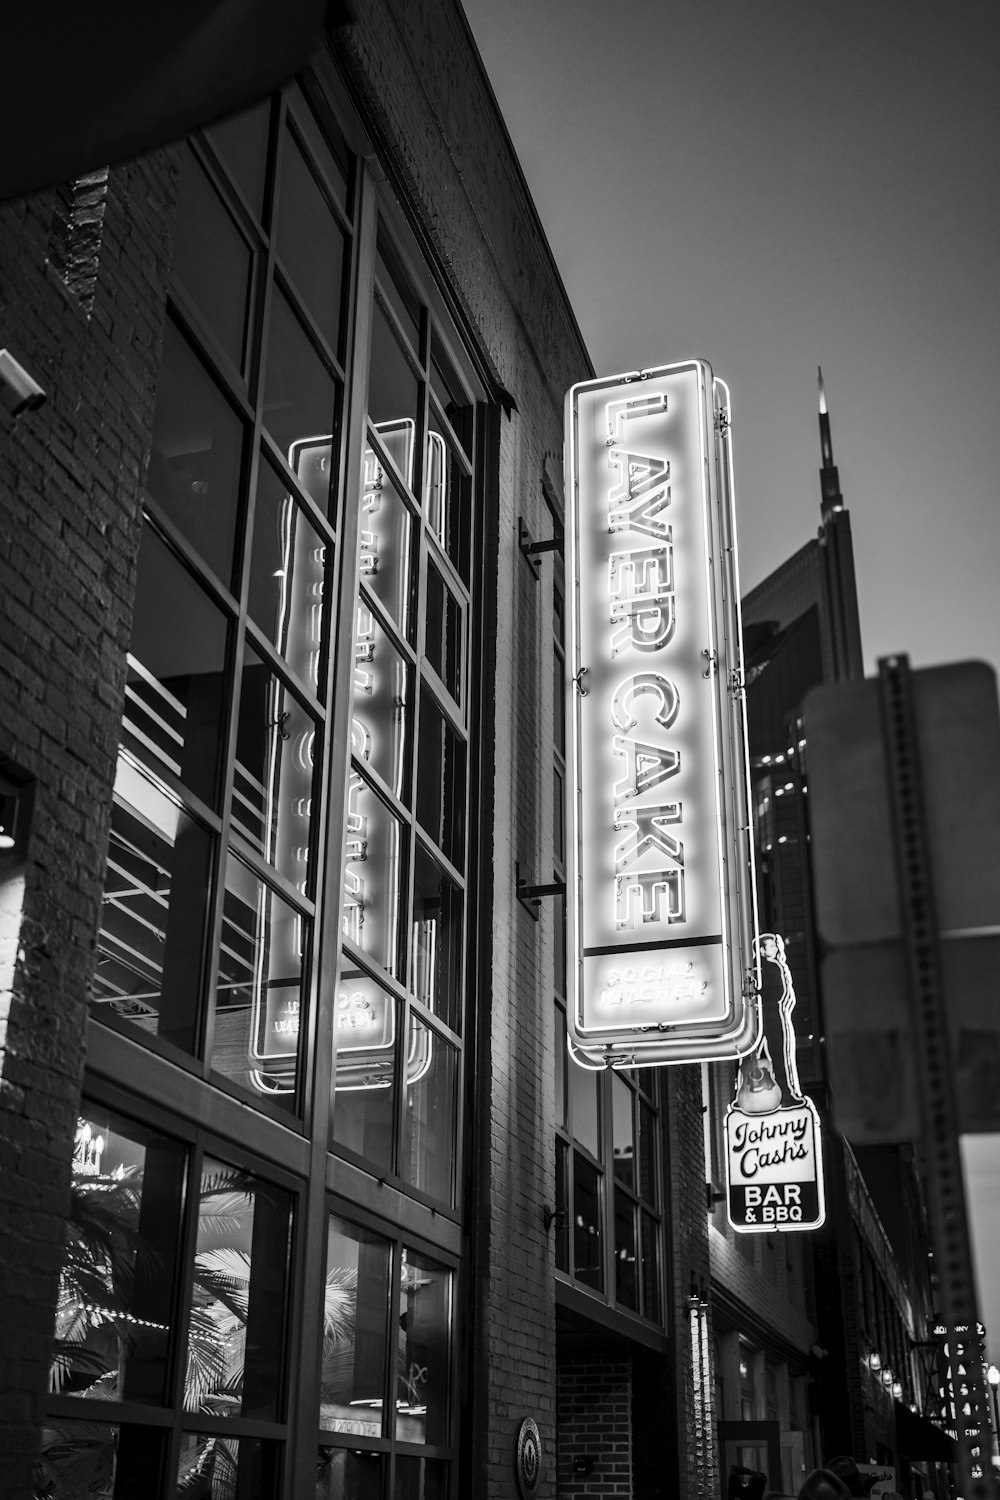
[894,1401,958,1465]
[2,1,343,202]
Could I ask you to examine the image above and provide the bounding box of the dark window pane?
[262,284,339,463]
[146,318,245,586]
[411,844,463,1033]
[395,1456,450,1500]
[553,580,565,645]
[424,557,463,705]
[185,1159,293,1421]
[553,649,566,757]
[276,125,347,355]
[342,774,407,981]
[206,98,272,221]
[376,230,421,355]
[321,1215,392,1434]
[332,966,397,1172]
[248,458,328,689]
[554,894,566,1000]
[555,1138,570,1273]
[233,643,318,893]
[397,1248,452,1445]
[612,1074,635,1189]
[38,1421,169,1498]
[416,691,466,871]
[573,1153,603,1291]
[568,1053,600,1160]
[554,1005,567,1129]
[95,762,213,1053]
[352,596,412,800]
[178,1433,283,1494]
[212,852,307,1107]
[401,1019,457,1207]
[288,83,351,214]
[614,1190,638,1310]
[51,1109,185,1404]
[553,766,564,866]
[172,143,253,371]
[125,526,229,807]
[368,299,420,444]
[638,1099,658,1204]
[318,1448,384,1500]
[360,445,414,640]
[641,1211,661,1322]
[424,419,471,581]
[430,334,473,459]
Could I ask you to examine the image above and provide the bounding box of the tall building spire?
[817,365,843,520]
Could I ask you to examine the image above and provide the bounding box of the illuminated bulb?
[868,1351,882,1371]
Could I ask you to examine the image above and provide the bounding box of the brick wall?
[558,1359,634,1499]
[0,151,176,1497]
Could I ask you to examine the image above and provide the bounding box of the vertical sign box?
[564,362,758,1066]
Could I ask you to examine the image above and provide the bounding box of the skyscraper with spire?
[739,368,864,1088]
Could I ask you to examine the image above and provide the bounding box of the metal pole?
[878,656,999,1500]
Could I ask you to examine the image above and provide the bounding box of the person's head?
[797,1468,851,1500]
[824,1456,870,1497]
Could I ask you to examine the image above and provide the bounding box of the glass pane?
[352,597,412,800]
[212,852,307,1106]
[248,457,328,689]
[397,1248,452,1445]
[611,1074,635,1188]
[185,1158,293,1421]
[554,893,566,1000]
[287,432,335,517]
[125,525,229,806]
[360,443,414,639]
[430,332,473,458]
[38,1421,169,1498]
[94,762,213,1053]
[317,1448,383,1500]
[395,1456,450,1500]
[331,967,397,1171]
[638,1099,657,1204]
[146,317,245,586]
[177,1433,282,1495]
[555,1138,570,1273]
[232,643,318,893]
[376,231,421,355]
[553,766,564,866]
[416,691,466,871]
[172,143,252,371]
[424,418,471,581]
[321,1215,392,1434]
[368,298,420,443]
[342,773,406,981]
[573,1153,603,1291]
[568,1052,600,1159]
[641,1211,661,1323]
[207,97,271,222]
[424,557,463,704]
[411,844,463,1033]
[553,649,566,756]
[614,1190,638,1311]
[276,125,346,356]
[262,283,339,464]
[554,1005,567,1129]
[288,83,351,214]
[400,1018,456,1207]
[51,1108,185,1404]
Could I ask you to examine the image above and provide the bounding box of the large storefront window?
[43,1101,296,1496]
[77,53,484,1498]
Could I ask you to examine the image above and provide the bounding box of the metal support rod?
[518,516,564,577]
[515,862,566,919]
[878,655,998,1500]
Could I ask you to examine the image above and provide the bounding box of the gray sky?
[461,0,1000,1365]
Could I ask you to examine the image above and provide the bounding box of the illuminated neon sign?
[724,935,826,1233]
[565,362,757,1065]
